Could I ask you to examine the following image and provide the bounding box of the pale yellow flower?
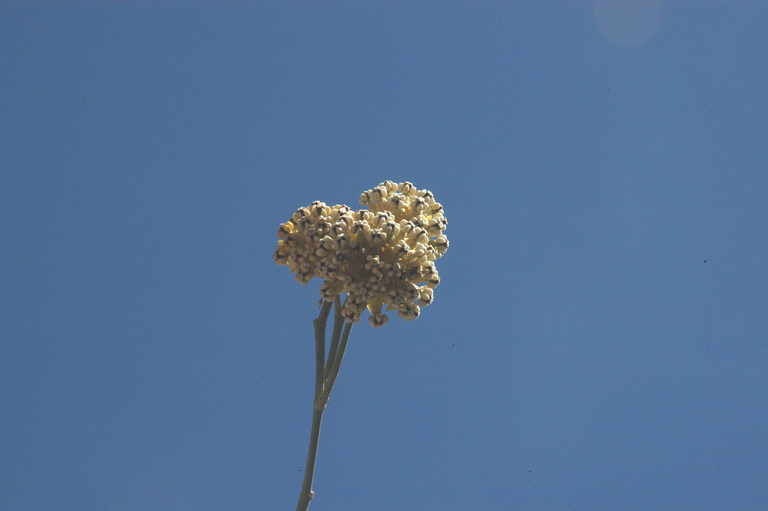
[274,182,449,326]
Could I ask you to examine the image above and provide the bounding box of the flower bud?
[368,313,389,328]
[418,286,434,306]
[397,303,421,320]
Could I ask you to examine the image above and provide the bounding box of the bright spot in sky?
[593,0,663,46]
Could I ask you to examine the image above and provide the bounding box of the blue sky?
[2,2,767,510]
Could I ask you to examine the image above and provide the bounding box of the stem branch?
[295,299,345,511]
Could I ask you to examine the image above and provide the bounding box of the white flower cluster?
[273,181,448,327]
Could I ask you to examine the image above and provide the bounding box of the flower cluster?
[273,181,449,327]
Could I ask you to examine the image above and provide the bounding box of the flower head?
[274,182,448,326]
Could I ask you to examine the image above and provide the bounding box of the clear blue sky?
[2,2,767,510]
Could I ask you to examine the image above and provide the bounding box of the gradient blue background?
[2,2,766,510]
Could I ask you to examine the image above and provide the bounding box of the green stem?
[313,301,333,400]
[295,408,323,511]
[296,301,332,511]
[321,321,352,406]
[324,297,344,382]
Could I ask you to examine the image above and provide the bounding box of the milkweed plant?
[273,180,449,510]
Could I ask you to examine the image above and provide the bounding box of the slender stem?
[321,321,352,405]
[295,408,323,511]
[296,301,333,511]
[313,301,333,400]
[324,297,344,381]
